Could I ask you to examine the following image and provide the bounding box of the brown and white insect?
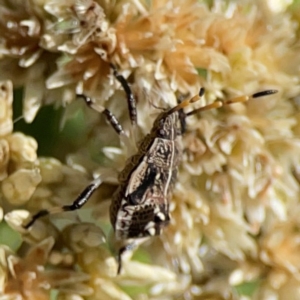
[24,64,277,273]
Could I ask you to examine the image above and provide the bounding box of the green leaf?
[234,279,260,296]
[0,221,22,251]
[196,68,208,79]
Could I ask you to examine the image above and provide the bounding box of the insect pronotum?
[24,64,278,273]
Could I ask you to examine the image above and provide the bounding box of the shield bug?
[24,64,277,273]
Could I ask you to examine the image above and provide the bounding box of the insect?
[24,64,277,273]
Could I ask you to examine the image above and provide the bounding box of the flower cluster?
[0,0,300,299]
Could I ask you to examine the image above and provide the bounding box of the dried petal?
[6,133,38,164]
[2,168,42,204]
[0,81,13,137]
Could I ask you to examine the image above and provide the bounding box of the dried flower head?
[0,0,300,300]
[0,237,91,300]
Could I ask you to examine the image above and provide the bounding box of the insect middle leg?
[24,170,117,229]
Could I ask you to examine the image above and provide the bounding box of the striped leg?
[110,63,137,126]
[116,237,149,274]
[117,242,136,274]
[77,94,124,135]
[77,93,137,155]
[24,171,117,229]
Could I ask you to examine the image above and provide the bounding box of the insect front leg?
[77,91,137,156]
[110,63,140,149]
[24,170,118,229]
[109,63,137,127]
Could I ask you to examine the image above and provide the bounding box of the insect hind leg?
[117,242,136,274]
[116,237,150,274]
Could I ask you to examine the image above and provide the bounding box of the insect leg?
[114,237,149,274]
[110,64,139,149]
[77,93,137,155]
[77,94,124,135]
[24,171,117,229]
[110,63,137,126]
[117,242,136,274]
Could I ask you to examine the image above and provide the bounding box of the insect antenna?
[186,89,278,117]
[164,87,206,116]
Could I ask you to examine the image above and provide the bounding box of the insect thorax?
[110,111,183,240]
